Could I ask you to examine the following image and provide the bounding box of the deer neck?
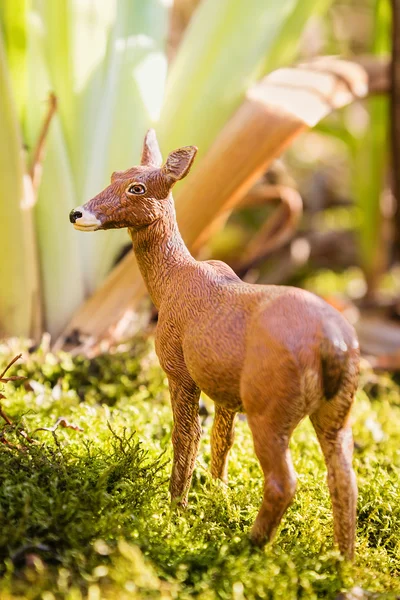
[129,196,194,309]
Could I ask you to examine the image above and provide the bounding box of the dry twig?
[29,92,58,195]
[33,417,84,434]
[0,354,38,446]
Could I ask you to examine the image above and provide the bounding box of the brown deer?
[70,130,359,558]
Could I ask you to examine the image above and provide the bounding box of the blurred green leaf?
[352,0,391,285]
[0,23,39,337]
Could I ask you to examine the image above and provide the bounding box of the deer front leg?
[168,376,201,508]
[211,405,236,483]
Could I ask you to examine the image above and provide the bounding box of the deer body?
[70,130,359,558]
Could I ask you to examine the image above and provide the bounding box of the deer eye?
[127,183,146,195]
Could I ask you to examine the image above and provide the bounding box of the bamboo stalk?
[56,56,390,347]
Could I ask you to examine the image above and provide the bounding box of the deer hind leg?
[211,405,237,483]
[246,411,298,547]
[241,346,305,547]
[310,388,357,560]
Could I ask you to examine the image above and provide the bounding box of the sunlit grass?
[0,337,399,599]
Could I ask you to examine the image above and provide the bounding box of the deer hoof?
[249,524,269,548]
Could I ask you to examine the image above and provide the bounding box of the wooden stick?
[56,56,390,347]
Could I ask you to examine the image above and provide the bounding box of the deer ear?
[111,170,123,183]
[163,146,197,184]
[141,129,163,167]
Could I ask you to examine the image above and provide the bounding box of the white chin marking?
[73,207,101,231]
[73,223,99,231]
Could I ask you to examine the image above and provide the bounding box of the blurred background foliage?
[1,2,400,597]
[0,0,397,360]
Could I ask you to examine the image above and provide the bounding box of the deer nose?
[69,206,102,231]
[69,209,83,224]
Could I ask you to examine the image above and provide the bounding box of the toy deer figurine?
[70,130,359,558]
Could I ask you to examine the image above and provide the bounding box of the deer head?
[69,130,197,231]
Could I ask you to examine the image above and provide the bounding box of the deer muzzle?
[69,207,102,231]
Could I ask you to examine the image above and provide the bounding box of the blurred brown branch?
[167,0,202,63]
[29,92,58,195]
[232,184,303,277]
[391,1,400,257]
[56,55,390,349]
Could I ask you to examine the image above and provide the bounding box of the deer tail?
[320,337,349,400]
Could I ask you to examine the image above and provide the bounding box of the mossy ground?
[0,335,399,599]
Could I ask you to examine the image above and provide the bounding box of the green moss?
[0,337,399,599]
